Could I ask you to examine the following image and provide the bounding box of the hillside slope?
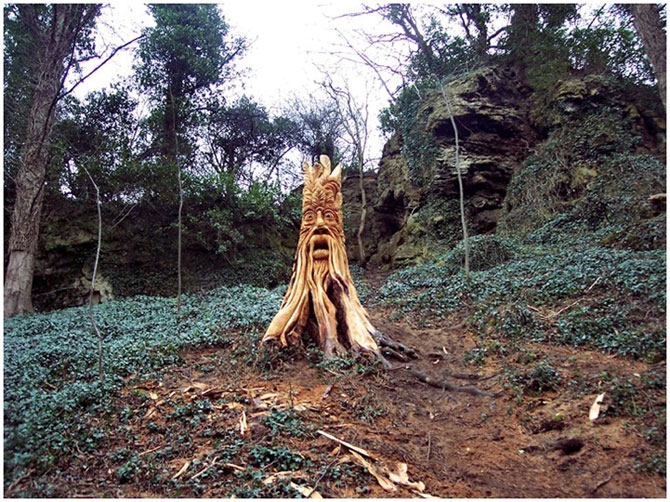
[4,65,666,497]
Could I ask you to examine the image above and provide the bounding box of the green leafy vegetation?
[4,284,284,483]
[596,369,666,473]
[498,107,664,242]
[262,408,312,438]
[381,95,665,363]
[500,362,563,401]
[377,90,665,480]
[380,83,440,185]
[4,3,667,497]
[248,445,307,470]
[308,348,384,377]
[349,264,371,302]
[381,244,665,360]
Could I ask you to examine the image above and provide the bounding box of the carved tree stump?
[262,156,381,359]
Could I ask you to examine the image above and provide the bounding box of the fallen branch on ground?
[191,457,218,480]
[138,445,163,457]
[592,473,614,493]
[307,456,339,498]
[172,460,190,479]
[317,430,375,458]
[7,468,35,493]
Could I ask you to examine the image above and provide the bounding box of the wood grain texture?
[262,156,381,358]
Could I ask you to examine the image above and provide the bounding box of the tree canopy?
[2,2,666,317]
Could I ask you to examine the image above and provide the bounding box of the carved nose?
[315,211,325,227]
[313,211,327,234]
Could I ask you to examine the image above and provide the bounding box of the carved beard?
[262,156,380,359]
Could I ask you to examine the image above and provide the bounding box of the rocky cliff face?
[356,66,665,268]
[32,196,298,312]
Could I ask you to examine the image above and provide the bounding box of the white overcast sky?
[72,1,414,168]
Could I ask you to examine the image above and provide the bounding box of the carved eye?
[324,210,336,222]
[303,211,315,223]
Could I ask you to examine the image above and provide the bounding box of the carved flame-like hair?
[262,156,380,358]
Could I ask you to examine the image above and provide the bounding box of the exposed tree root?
[369,331,500,397]
[374,352,392,369]
[372,331,501,396]
[380,346,410,362]
[374,331,419,360]
[405,368,503,398]
[443,370,500,381]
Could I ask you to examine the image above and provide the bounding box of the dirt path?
[7,274,666,498]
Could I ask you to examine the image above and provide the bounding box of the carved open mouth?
[311,234,330,260]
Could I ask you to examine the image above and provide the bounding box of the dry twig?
[592,473,614,493]
[317,430,375,458]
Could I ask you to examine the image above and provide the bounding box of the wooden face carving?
[300,156,344,262]
[262,155,380,359]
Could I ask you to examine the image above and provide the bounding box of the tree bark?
[631,4,666,109]
[455,4,490,60]
[168,83,183,319]
[387,4,440,75]
[84,168,104,384]
[5,46,61,316]
[4,5,100,317]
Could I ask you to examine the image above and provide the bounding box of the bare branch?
[586,4,607,31]
[334,28,398,101]
[330,5,388,20]
[487,26,508,43]
[59,34,145,100]
[455,5,473,42]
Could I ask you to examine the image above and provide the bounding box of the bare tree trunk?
[263,157,385,364]
[4,54,61,316]
[437,81,470,280]
[390,4,440,74]
[454,4,490,61]
[357,158,368,267]
[4,5,101,318]
[320,78,372,267]
[631,4,666,109]
[507,4,540,84]
[168,84,183,320]
[84,169,104,384]
[177,166,183,319]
